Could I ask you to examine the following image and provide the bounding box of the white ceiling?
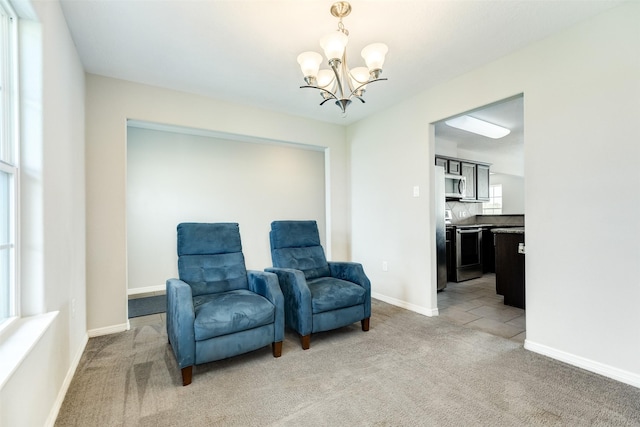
[59,0,624,126]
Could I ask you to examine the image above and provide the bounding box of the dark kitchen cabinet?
[445,227,454,282]
[494,230,525,309]
[476,164,490,201]
[435,156,491,202]
[448,160,461,175]
[482,227,495,273]
[435,156,461,174]
[461,162,476,200]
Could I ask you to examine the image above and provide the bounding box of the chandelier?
[296,1,388,114]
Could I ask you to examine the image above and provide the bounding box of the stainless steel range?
[453,225,483,282]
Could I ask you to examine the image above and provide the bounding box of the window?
[0,0,18,328]
[483,184,502,214]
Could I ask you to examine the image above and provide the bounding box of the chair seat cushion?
[192,289,275,341]
[307,277,366,314]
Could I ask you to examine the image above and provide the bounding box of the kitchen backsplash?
[446,201,483,223]
[446,201,525,226]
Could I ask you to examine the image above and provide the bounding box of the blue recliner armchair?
[166,222,284,385]
[266,220,371,349]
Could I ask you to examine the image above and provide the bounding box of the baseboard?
[128,285,165,296]
[87,323,129,338]
[45,332,89,427]
[372,292,439,317]
[525,339,640,389]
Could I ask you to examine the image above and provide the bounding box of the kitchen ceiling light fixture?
[445,115,511,139]
[296,1,388,114]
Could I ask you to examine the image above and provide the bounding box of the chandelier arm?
[347,77,388,99]
[329,60,346,100]
[342,53,355,95]
[299,85,339,101]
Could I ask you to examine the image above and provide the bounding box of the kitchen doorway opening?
[433,94,525,343]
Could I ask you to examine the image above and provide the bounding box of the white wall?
[86,75,348,333]
[126,126,326,292]
[348,2,640,386]
[489,173,525,215]
[458,146,524,177]
[0,0,87,425]
[349,98,436,315]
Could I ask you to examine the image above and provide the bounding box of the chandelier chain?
[337,20,349,36]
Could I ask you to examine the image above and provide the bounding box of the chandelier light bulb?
[297,51,323,80]
[320,31,348,62]
[350,66,370,89]
[361,43,388,72]
[316,69,335,88]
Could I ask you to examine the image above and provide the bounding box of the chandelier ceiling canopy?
[296,1,388,115]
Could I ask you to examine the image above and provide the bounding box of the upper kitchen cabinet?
[461,162,476,200]
[448,160,461,175]
[436,156,461,175]
[435,156,490,202]
[476,164,490,202]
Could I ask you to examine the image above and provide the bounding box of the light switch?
[413,186,420,197]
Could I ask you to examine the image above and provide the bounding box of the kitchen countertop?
[446,223,518,229]
[448,214,524,229]
[492,227,525,234]
[450,223,494,228]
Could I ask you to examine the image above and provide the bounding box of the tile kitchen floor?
[128,291,166,329]
[437,273,526,343]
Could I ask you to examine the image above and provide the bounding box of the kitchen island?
[492,227,525,309]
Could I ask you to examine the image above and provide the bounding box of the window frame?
[0,0,19,332]
[482,183,503,215]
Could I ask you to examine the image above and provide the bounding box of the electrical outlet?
[412,186,420,197]
[382,261,388,272]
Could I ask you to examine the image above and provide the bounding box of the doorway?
[434,95,525,342]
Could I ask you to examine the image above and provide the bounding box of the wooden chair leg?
[272,341,283,357]
[300,334,311,350]
[361,317,370,331]
[181,366,193,386]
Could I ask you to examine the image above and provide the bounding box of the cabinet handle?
[457,228,481,234]
[459,179,466,197]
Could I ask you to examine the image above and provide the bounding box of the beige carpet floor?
[55,299,640,426]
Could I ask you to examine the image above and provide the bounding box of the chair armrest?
[328,262,372,318]
[328,262,371,291]
[265,267,313,336]
[247,270,285,342]
[166,278,196,368]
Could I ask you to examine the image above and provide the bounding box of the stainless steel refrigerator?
[435,165,447,290]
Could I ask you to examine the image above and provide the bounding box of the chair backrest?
[177,222,249,296]
[269,220,330,280]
